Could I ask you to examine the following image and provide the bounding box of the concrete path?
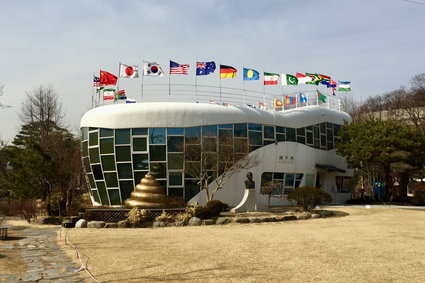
[0,225,85,283]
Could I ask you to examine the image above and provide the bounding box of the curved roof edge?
[80,102,351,129]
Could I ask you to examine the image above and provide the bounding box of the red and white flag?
[119,63,139,78]
[170,60,189,75]
[296,73,313,84]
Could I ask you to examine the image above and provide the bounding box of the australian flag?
[196,61,216,76]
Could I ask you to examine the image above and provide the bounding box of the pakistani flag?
[281,74,298,86]
[318,92,327,103]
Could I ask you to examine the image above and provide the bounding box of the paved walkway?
[0,225,85,282]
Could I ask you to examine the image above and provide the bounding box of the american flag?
[93,76,100,87]
[170,60,189,75]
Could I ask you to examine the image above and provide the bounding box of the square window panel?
[234,123,247,137]
[92,164,103,180]
[248,123,262,131]
[286,128,296,142]
[87,173,96,188]
[276,134,285,142]
[132,128,148,135]
[234,138,248,153]
[117,163,133,179]
[89,147,100,164]
[133,154,149,170]
[133,137,147,152]
[184,179,200,201]
[134,171,149,185]
[104,172,118,187]
[219,129,233,144]
[149,128,166,144]
[82,141,88,157]
[168,187,184,197]
[83,157,92,173]
[168,153,184,170]
[248,131,262,146]
[96,181,110,205]
[167,128,184,135]
[202,125,217,136]
[100,138,114,154]
[120,181,135,201]
[115,146,131,162]
[150,162,166,178]
[185,127,201,144]
[108,189,121,205]
[169,171,183,186]
[89,131,98,146]
[115,129,130,144]
[202,137,217,152]
[264,126,275,139]
[167,136,184,152]
[101,155,116,171]
[149,145,166,161]
[100,128,114,137]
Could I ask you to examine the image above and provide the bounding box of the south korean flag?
[143,61,164,77]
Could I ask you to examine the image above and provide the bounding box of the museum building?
[80,102,353,208]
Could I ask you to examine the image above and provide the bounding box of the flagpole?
[195,61,198,103]
[168,59,171,98]
[117,62,121,103]
[92,73,95,109]
[242,66,246,106]
[141,61,145,102]
[219,63,222,104]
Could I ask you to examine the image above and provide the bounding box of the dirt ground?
[57,206,425,283]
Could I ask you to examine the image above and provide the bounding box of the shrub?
[126,208,148,227]
[206,200,228,216]
[154,210,175,223]
[287,186,332,211]
[10,199,37,222]
[174,206,196,224]
[194,206,213,220]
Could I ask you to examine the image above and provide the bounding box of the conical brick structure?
[124,172,172,208]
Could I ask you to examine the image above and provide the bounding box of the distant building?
[80,102,353,207]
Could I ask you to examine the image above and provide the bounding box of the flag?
[247,104,256,108]
[319,74,331,81]
[220,65,237,79]
[243,68,259,80]
[119,63,139,78]
[259,102,267,109]
[196,61,216,76]
[285,96,296,105]
[100,70,118,85]
[115,90,126,101]
[272,99,283,108]
[281,74,298,86]
[222,102,232,106]
[170,60,189,75]
[321,79,337,88]
[103,88,115,100]
[96,86,104,93]
[318,91,327,103]
[93,76,100,87]
[126,98,136,103]
[296,73,312,84]
[209,100,219,105]
[306,73,323,85]
[264,72,279,85]
[143,62,164,76]
[338,81,351,91]
[299,93,308,103]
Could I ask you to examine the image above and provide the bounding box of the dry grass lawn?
[59,207,425,282]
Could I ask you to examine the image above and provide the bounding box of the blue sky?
[0,0,424,141]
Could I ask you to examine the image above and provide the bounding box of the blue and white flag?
[126,98,136,103]
[300,93,308,103]
[196,61,216,76]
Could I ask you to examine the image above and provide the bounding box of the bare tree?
[19,85,65,140]
[0,85,11,109]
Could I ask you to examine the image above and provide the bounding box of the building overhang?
[315,163,346,173]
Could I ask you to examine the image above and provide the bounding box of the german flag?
[220,65,237,79]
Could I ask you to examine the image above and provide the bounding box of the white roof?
[80,102,351,129]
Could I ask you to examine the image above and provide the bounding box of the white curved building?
[80,102,353,207]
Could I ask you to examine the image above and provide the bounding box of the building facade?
[80,102,353,207]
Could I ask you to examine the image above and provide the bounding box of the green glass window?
[219,129,233,144]
[100,128,113,137]
[261,172,274,187]
[100,138,114,154]
[115,146,131,162]
[150,162,166,178]
[132,128,148,135]
[234,138,248,153]
[87,173,96,188]
[167,128,184,135]
[320,135,327,148]
[89,147,100,163]
[202,125,217,136]
[203,137,217,152]
[248,131,262,145]
[168,153,184,169]
[306,131,314,145]
[286,128,296,141]
[108,189,121,205]
[169,172,183,186]
[184,162,200,178]
[82,141,88,157]
[168,187,183,197]
[219,124,233,129]
[104,172,118,188]
[117,163,133,179]
[133,137,147,152]
[83,157,91,173]
[149,145,166,161]
[149,128,166,144]
[133,154,149,170]
[92,164,103,180]
[314,125,320,139]
[167,136,184,152]
[101,155,116,171]
[320,123,326,134]
[276,126,285,134]
[89,131,98,146]
[234,123,247,137]
[296,136,305,144]
[185,127,201,144]
[96,181,110,205]
[184,179,200,201]
[115,129,130,144]
[296,128,305,137]
[134,171,149,184]
[334,124,341,136]
[120,181,135,201]
[81,127,88,141]
[264,126,275,139]
[327,128,334,142]
[248,123,262,131]
[91,190,101,203]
